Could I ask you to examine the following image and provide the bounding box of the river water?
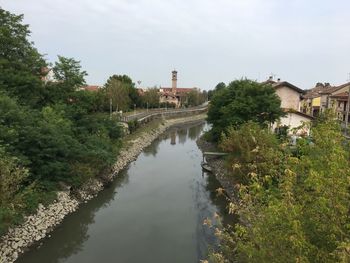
[17,121,232,263]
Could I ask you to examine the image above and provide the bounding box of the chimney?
[277,78,281,82]
[268,76,273,81]
[172,70,177,94]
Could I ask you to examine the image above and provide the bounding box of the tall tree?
[142,87,159,108]
[104,74,140,111]
[52,56,87,90]
[0,8,46,106]
[207,79,285,140]
[105,77,131,111]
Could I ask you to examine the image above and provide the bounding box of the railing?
[119,104,208,123]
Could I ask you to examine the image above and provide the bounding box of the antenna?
[347,73,350,82]
[269,72,277,80]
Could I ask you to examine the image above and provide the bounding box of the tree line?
[0,8,135,235]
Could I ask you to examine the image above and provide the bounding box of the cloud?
[1,0,350,89]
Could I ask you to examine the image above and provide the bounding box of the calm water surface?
[17,122,232,263]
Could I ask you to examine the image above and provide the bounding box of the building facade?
[159,71,198,108]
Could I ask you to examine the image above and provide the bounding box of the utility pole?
[345,73,350,134]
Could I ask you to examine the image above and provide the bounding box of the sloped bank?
[0,114,206,263]
[196,137,238,201]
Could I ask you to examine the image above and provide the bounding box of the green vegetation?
[186,89,207,107]
[209,115,350,262]
[141,87,160,108]
[207,79,285,141]
[104,74,141,112]
[0,8,125,235]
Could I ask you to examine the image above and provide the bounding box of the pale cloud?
[1,0,350,89]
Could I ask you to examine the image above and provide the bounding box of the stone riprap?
[0,114,206,263]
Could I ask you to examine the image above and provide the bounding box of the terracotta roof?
[319,82,350,94]
[160,87,195,93]
[283,108,314,120]
[272,81,304,94]
[302,84,326,99]
[82,85,100,91]
[261,78,304,94]
[330,92,349,101]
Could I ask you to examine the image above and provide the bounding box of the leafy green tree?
[207,79,285,141]
[187,90,201,106]
[142,87,159,108]
[0,147,29,235]
[0,8,46,106]
[215,82,226,92]
[52,56,87,89]
[104,74,141,111]
[0,147,28,207]
[105,77,131,111]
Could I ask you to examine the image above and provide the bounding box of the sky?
[1,0,350,90]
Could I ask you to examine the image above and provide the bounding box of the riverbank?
[196,137,238,201]
[0,113,207,263]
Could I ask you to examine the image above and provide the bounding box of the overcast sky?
[1,0,350,90]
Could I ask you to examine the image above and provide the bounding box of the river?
[17,121,232,263]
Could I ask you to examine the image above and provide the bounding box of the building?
[300,82,350,124]
[264,76,313,135]
[263,76,304,111]
[300,82,328,117]
[159,71,199,108]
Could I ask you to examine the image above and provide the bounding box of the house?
[302,82,350,124]
[159,71,199,107]
[275,109,313,136]
[317,82,350,112]
[300,82,328,117]
[264,77,313,135]
[40,67,54,83]
[262,77,304,111]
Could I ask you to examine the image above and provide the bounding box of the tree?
[0,147,28,207]
[187,90,200,106]
[142,87,159,108]
[52,56,87,89]
[207,79,285,141]
[104,74,141,111]
[215,82,226,92]
[105,77,131,111]
[0,8,46,106]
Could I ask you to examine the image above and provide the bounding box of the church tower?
[172,70,177,94]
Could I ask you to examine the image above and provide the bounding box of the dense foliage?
[0,8,124,235]
[103,74,141,112]
[207,79,285,141]
[210,116,350,262]
[186,89,207,107]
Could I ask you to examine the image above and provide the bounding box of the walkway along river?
[17,121,232,263]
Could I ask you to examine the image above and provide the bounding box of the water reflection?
[17,120,231,263]
[143,138,161,157]
[17,169,131,263]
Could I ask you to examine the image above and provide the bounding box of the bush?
[212,117,350,262]
[127,119,140,133]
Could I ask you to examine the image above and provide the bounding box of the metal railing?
[119,104,208,123]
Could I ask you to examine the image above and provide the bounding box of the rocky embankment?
[0,114,206,263]
[196,137,238,200]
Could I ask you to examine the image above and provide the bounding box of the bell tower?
[172,70,177,94]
